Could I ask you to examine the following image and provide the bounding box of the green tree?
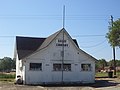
[106,16,120,75]
[0,57,16,72]
[106,18,120,47]
[108,60,120,67]
[96,59,107,71]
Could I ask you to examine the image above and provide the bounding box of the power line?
[0,15,109,20]
[78,40,101,44]
[80,39,106,48]
[0,15,109,17]
[72,34,105,37]
[0,36,15,38]
[0,34,106,38]
[90,45,109,55]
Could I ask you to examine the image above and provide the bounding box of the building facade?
[15,28,96,84]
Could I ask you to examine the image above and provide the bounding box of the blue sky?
[0,0,120,60]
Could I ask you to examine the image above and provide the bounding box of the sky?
[0,0,120,61]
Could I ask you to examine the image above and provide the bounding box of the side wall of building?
[21,32,95,84]
[16,55,23,80]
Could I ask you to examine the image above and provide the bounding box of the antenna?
[63,5,65,28]
[61,5,65,83]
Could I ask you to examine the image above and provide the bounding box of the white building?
[14,28,97,84]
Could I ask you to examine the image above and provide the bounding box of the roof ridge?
[36,28,63,51]
[16,36,46,39]
[16,28,95,61]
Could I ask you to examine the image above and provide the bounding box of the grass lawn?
[95,72,108,77]
[0,72,15,83]
[96,71,120,78]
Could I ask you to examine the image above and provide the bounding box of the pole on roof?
[61,5,65,84]
[61,30,64,84]
[63,5,65,28]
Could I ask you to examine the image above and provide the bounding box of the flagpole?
[61,5,65,84]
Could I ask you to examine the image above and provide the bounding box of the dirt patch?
[0,78,120,90]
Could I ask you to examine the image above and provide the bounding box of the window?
[63,64,71,71]
[81,64,91,71]
[30,63,42,71]
[53,63,71,71]
[53,64,61,71]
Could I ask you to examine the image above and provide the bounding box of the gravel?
[0,78,120,90]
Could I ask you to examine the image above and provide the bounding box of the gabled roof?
[38,29,61,50]
[15,28,97,61]
[15,28,79,60]
[37,28,79,51]
[16,36,46,60]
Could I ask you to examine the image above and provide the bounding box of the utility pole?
[61,5,65,83]
[111,15,116,76]
[63,5,65,28]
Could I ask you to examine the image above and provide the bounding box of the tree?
[106,16,120,75]
[0,57,16,72]
[108,60,120,67]
[96,59,107,71]
[106,18,120,47]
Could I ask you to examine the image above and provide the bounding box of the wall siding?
[16,31,95,84]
